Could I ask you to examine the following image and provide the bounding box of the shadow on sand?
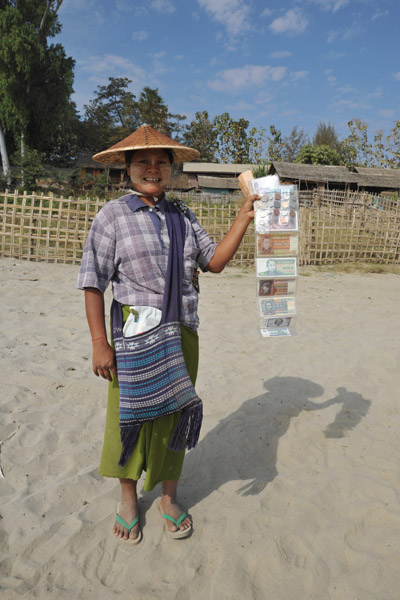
[178,376,371,504]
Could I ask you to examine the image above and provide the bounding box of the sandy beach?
[1,256,400,600]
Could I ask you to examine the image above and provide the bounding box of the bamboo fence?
[1,188,399,267]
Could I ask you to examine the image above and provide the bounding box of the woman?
[77,124,258,544]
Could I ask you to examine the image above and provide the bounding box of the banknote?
[256,257,297,278]
[260,328,292,338]
[258,296,297,317]
[259,317,292,328]
[258,279,297,296]
[257,233,299,257]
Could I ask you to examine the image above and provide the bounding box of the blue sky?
[56,0,399,141]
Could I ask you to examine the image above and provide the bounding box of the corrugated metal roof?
[198,175,240,189]
[183,162,257,174]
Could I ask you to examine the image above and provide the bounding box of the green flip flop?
[115,509,142,545]
[159,505,192,539]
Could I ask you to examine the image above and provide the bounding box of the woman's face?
[127,148,172,198]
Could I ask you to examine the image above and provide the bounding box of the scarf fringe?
[168,403,203,453]
[118,423,142,467]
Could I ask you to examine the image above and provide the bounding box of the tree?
[213,113,253,163]
[11,144,46,190]
[83,77,140,152]
[294,144,343,165]
[137,87,186,138]
[386,121,400,168]
[248,127,267,164]
[0,0,74,177]
[183,111,218,162]
[341,120,372,167]
[282,125,308,162]
[267,125,284,162]
[313,121,341,151]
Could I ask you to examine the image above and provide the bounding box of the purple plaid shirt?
[76,194,217,331]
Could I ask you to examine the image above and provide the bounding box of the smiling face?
[127,148,172,198]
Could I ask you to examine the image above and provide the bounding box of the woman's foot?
[159,496,192,536]
[113,479,141,543]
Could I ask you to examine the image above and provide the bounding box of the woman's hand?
[206,193,260,273]
[237,193,259,222]
[92,338,117,381]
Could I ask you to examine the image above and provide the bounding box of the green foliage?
[11,144,46,190]
[294,144,343,165]
[267,125,284,161]
[282,125,308,161]
[0,0,74,167]
[183,111,218,162]
[341,120,371,167]
[138,87,186,138]
[213,113,253,163]
[83,77,140,152]
[313,121,341,151]
[252,165,269,178]
[341,120,400,168]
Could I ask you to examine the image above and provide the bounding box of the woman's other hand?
[237,193,259,222]
[92,338,117,381]
[206,194,260,273]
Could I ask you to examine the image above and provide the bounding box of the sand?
[1,256,400,600]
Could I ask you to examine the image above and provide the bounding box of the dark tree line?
[1,1,399,191]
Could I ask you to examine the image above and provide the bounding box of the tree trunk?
[0,122,11,185]
[21,132,25,187]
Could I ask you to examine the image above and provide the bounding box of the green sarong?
[99,305,199,491]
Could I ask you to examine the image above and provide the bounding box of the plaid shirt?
[76,194,217,331]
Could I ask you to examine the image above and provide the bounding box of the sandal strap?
[115,514,139,532]
[162,512,187,527]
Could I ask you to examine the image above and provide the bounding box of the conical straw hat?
[92,124,200,164]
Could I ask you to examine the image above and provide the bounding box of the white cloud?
[149,51,168,76]
[115,0,134,11]
[337,85,356,94]
[270,50,292,58]
[327,30,339,43]
[327,23,361,43]
[150,0,175,13]
[378,109,395,118]
[255,91,274,105]
[208,65,287,92]
[367,87,383,98]
[392,72,400,81]
[291,70,309,81]
[261,8,273,17]
[269,8,308,35]
[371,10,389,21]
[132,30,149,42]
[228,101,256,111]
[310,0,349,12]
[174,54,185,60]
[328,50,346,60]
[197,0,251,37]
[334,99,373,111]
[79,54,149,90]
[280,109,300,117]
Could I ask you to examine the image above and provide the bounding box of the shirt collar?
[125,192,166,214]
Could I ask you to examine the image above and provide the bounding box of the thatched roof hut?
[269,162,359,189]
[354,167,400,192]
[269,161,400,194]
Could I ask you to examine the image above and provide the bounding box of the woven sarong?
[112,198,203,467]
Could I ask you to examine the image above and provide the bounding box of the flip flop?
[159,504,192,539]
[115,505,142,546]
